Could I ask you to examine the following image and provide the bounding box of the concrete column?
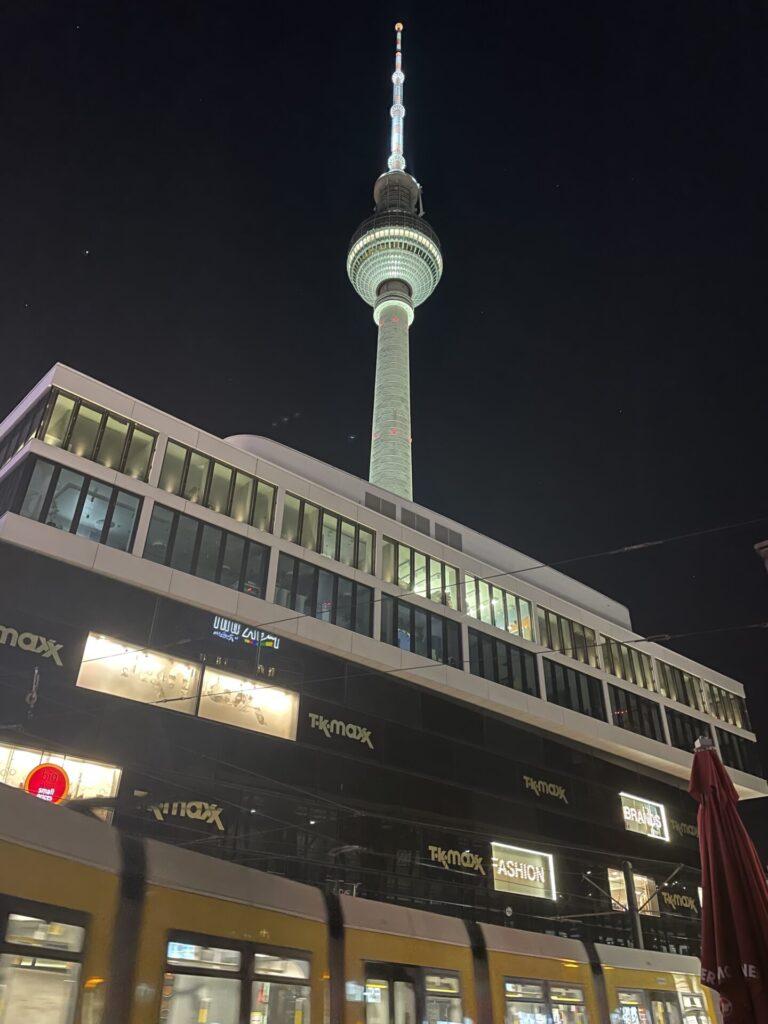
[369,292,414,500]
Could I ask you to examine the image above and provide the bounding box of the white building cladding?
[0,363,764,799]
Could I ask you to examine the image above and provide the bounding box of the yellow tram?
[0,785,719,1024]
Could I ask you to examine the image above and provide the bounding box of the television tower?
[347,22,443,501]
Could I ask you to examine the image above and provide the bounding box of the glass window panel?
[537,607,549,647]
[281,495,301,543]
[95,416,128,470]
[167,943,241,970]
[336,577,354,630]
[75,478,114,542]
[413,607,429,656]
[251,981,311,1024]
[477,580,492,624]
[429,615,444,663]
[161,973,240,1024]
[42,393,76,448]
[105,490,140,551]
[547,611,562,652]
[382,537,396,582]
[464,575,478,619]
[357,527,374,574]
[491,587,505,630]
[294,561,316,615]
[275,554,296,607]
[123,427,154,480]
[159,442,188,495]
[394,981,416,1024]
[220,532,246,589]
[397,602,412,651]
[300,502,320,550]
[253,955,310,980]
[170,515,199,573]
[45,468,84,532]
[398,544,412,589]
[443,565,458,610]
[355,585,373,636]
[446,619,461,668]
[6,915,84,951]
[320,513,338,559]
[506,595,520,637]
[426,993,462,1024]
[339,521,356,567]
[365,980,390,1024]
[413,551,428,597]
[231,472,254,523]
[316,570,334,621]
[19,459,54,521]
[253,481,275,532]
[505,981,545,1000]
[197,524,223,581]
[144,505,175,564]
[381,594,394,645]
[560,618,573,658]
[496,641,511,686]
[585,626,598,668]
[183,451,210,504]
[0,952,80,1024]
[242,542,268,598]
[67,404,102,459]
[206,462,232,515]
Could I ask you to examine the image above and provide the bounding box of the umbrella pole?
[622,861,645,949]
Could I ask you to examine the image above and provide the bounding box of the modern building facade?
[0,364,763,955]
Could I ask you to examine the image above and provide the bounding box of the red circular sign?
[24,763,70,804]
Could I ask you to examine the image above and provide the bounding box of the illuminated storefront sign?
[199,669,298,740]
[0,623,63,666]
[0,742,121,804]
[77,634,202,713]
[211,616,281,650]
[619,792,669,841]
[428,845,486,875]
[150,800,225,830]
[490,842,557,900]
[24,763,70,804]
[670,817,698,839]
[523,774,568,804]
[308,712,373,749]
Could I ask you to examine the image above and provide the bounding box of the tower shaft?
[370,297,413,499]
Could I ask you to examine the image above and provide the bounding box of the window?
[707,683,750,731]
[161,936,310,1024]
[157,441,276,532]
[609,685,665,743]
[468,628,538,696]
[36,388,157,480]
[504,979,588,1024]
[537,607,597,667]
[143,505,270,598]
[666,709,712,753]
[717,728,763,777]
[199,670,299,739]
[383,538,459,608]
[0,394,50,471]
[543,658,606,721]
[365,967,462,1024]
[655,661,708,713]
[77,634,202,714]
[602,638,656,692]
[274,554,373,636]
[281,495,375,574]
[464,574,533,641]
[380,595,462,667]
[608,868,660,917]
[15,457,141,551]
[0,901,87,1024]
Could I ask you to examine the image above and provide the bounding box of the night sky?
[2,5,767,767]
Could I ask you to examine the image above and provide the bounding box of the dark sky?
[2,4,768,763]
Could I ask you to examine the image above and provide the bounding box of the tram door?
[365,967,420,1024]
[648,992,683,1024]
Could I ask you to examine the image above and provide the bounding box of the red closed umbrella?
[689,740,768,1022]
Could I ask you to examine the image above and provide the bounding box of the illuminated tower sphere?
[347,22,443,501]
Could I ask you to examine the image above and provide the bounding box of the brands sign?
[490,842,557,900]
[0,624,63,666]
[211,616,281,651]
[619,792,669,841]
[308,712,373,749]
[428,846,486,875]
[150,800,224,831]
[24,763,70,804]
[523,774,568,804]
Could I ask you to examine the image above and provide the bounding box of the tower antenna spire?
[388,22,406,172]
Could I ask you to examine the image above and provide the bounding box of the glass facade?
[467,628,538,696]
[380,595,462,667]
[158,441,276,531]
[543,659,606,721]
[707,682,751,730]
[12,456,141,551]
[37,389,156,479]
[0,393,50,471]
[382,537,458,608]
[656,660,751,730]
[666,708,711,752]
[281,494,374,574]
[537,607,598,668]
[609,685,665,743]
[717,727,763,777]
[602,638,656,692]
[144,504,270,597]
[463,573,533,639]
[274,553,374,637]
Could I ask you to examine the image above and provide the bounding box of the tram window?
[680,993,709,1024]
[551,982,589,1024]
[505,978,588,1024]
[366,969,459,1024]
[616,990,651,1024]
[5,914,85,952]
[251,978,310,1024]
[166,942,241,971]
[425,972,462,1023]
[161,973,241,1024]
[253,953,310,979]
